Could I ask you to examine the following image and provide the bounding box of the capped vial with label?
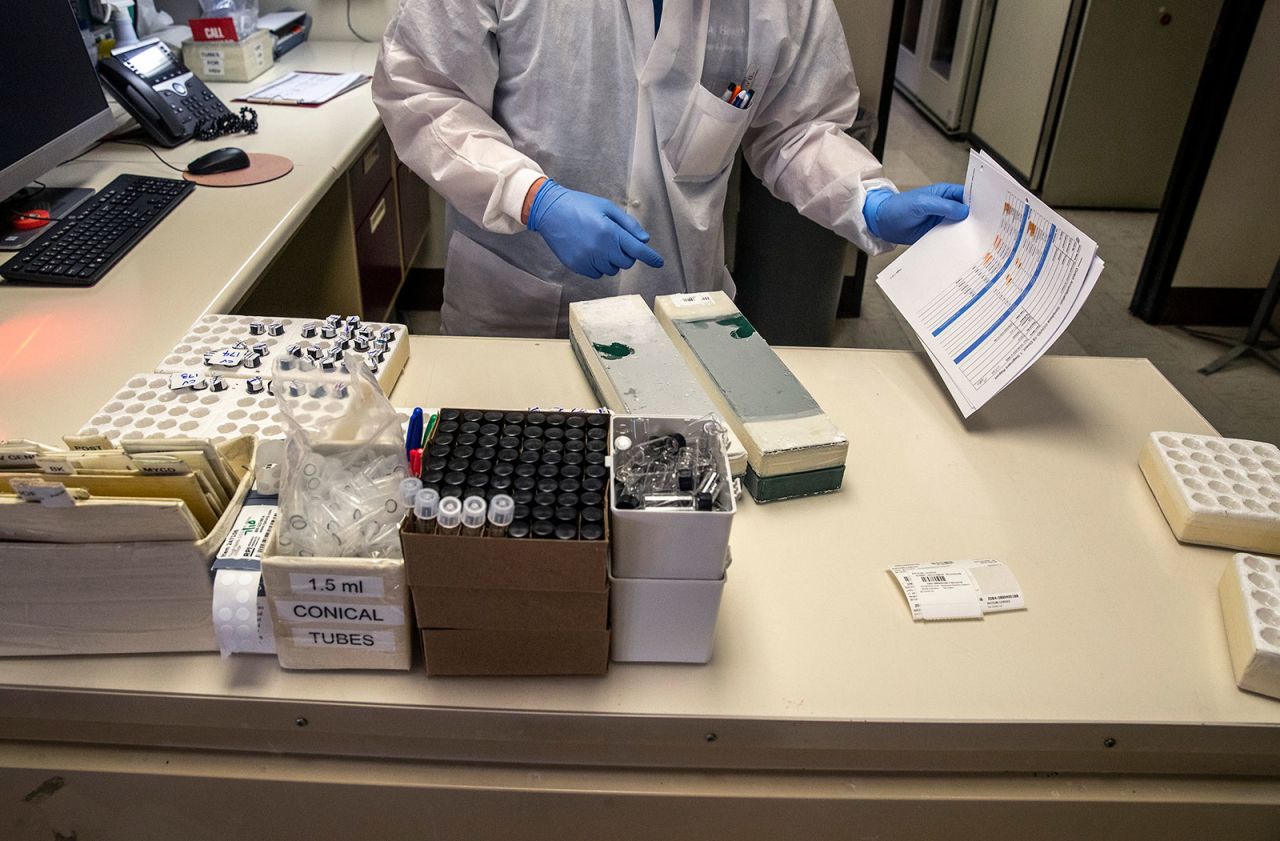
[436,495,463,535]
[461,494,488,536]
[487,493,515,538]
[413,487,440,534]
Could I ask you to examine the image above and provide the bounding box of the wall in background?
[969,0,1075,180]
[1171,0,1279,292]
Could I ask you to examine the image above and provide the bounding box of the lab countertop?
[0,41,382,442]
[2,337,1277,777]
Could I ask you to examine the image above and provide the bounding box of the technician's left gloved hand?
[862,183,968,245]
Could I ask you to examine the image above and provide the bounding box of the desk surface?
[3,337,1277,776]
[0,42,382,441]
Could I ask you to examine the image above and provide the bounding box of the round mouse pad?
[183,153,294,187]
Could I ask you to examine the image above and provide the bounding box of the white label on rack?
[292,629,397,650]
[205,348,247,368]
[288,572,385,598]
[889,559,1024,622]
[168,372,204,391]
[670,293,716,308]
[275,601,404,625]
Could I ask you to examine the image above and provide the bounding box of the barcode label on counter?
[888,559,1025,622]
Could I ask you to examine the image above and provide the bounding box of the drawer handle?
[362,143,381,174]
[369,197,387,234]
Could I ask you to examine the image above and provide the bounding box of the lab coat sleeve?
[372,1,545,235]
[741,0,895,256]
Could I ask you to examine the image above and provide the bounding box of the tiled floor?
[404,93,1279,445]
[845,94,1280,445]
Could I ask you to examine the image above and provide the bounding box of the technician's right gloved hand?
[527,179,665,279]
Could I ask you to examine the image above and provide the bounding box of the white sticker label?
[168,372,204,391]
[212,569,276,655]
[198,50,225,77]
[288,572,385,598]
[33,458,75,475]
[670,293,716,308]
[205,348,246,368]
[888,559,1025,622]
[216,503,279,564]
[275,601,404,625]
[292,629,397,650]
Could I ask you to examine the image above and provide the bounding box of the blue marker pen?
[406,407,424,459]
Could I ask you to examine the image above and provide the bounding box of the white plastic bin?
[609,415,735,579]
[608,552,729,663]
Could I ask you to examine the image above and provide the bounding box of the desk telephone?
[98,39,233,148]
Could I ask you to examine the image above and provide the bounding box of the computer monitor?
[0,1,115,246]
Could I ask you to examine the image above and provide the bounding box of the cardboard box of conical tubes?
[400,407,611,676]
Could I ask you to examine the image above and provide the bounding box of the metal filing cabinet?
[241,130,431,322]
[354,182,403,321]
[396,161,431,269]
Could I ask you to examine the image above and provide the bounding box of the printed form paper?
[240,71,369,105]
[877,151,1104,416]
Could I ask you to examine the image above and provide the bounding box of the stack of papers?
[238,71,370,106]
[876,150,1104,416]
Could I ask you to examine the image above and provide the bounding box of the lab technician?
[374,0,967,337]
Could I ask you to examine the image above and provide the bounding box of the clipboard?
[235,71,370,107]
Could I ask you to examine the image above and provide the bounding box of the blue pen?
[406,407,423,458]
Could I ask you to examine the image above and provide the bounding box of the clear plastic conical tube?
[413,487,439,534]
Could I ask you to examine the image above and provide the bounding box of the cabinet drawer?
[355,184,403,321]
[396,161,431,265]
[348,130,393,225]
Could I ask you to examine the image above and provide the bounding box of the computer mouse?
[187,147,251,175]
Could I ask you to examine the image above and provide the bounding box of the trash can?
[732,109,877,347]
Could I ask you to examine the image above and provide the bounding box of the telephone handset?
[98,39,233,148]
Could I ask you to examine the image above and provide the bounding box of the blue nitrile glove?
[527,179,665,279]
[862,183,969,245]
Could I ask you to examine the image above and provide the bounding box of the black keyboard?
[0,174,194,287]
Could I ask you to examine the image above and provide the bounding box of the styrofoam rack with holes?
[78,373,351,444]
[1139,432,1280,554]
[155,314,410,394]
[1219,553,1280,701]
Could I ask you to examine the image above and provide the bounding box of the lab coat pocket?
[664,86,752,183]
[441,231,563,338]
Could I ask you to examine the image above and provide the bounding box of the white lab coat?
[373,0,894,338]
